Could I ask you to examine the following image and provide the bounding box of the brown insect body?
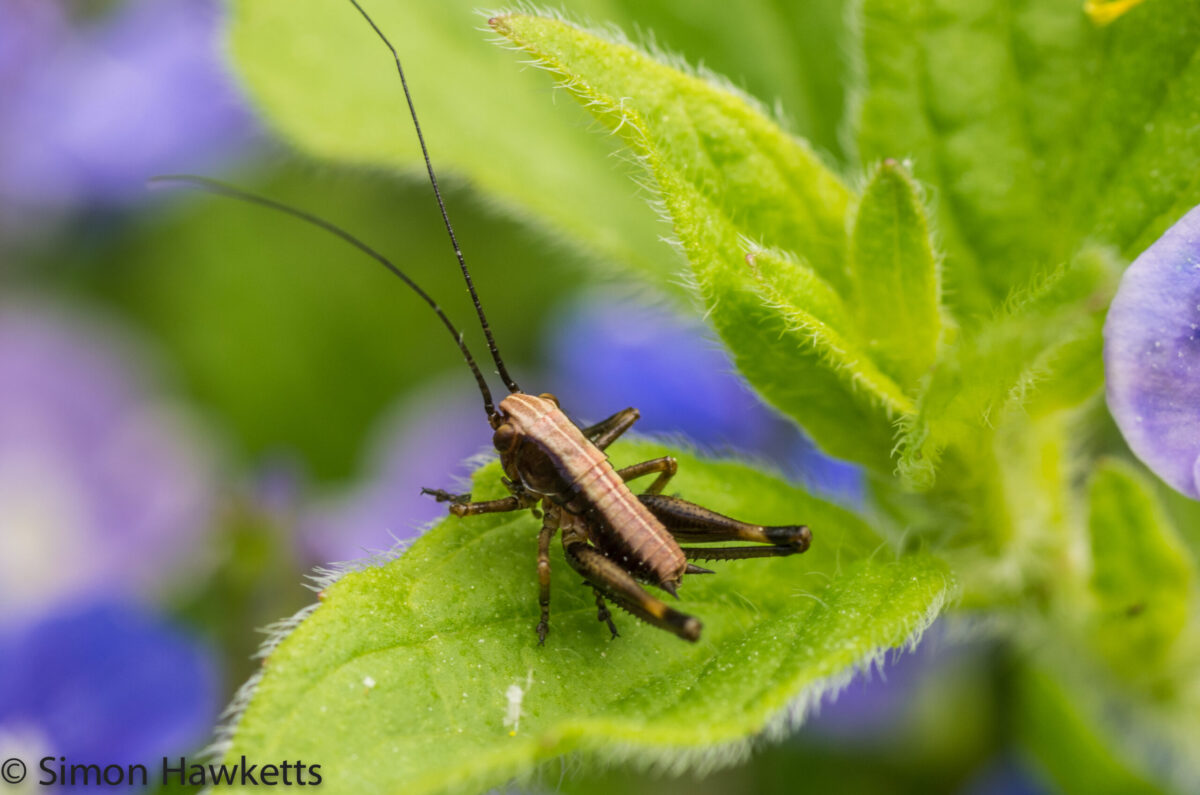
[494,392,687,592]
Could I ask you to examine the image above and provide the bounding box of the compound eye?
[492,423,518,452]
[538,392,560,407]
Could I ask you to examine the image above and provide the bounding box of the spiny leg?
[639,493,811,556]
[615,456,678,495]
[592,589,619,639]
[536,512,558,644]
[561,527,701,642]
[580,407,639,450]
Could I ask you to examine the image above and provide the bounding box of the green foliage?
[895,246,1118,491]
[221,443,951,795]
[489,12,907,473]
[1087,460,1194,676]
[221,0,1200,791]
[848,160,943,393]
[1014,666,1163,795]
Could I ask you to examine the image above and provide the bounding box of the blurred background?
[0,0,1049,792]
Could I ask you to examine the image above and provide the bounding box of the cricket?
[154,0,812,643]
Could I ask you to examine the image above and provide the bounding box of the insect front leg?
[560,525,702,642]
[638,494,812,560]
[421,489,536,518]
[536,509,559,645]
[580,407,639,450]
[614,456,678,495]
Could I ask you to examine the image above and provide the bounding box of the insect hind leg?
[561,530,701,642]
[639,494,812,557]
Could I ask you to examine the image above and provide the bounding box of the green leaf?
[1087,460,1194,676]
[488,13,852,290]
[851,0,1200,315]
[219,441,953,795]
[227,0,671,287]
[1071,0,1200,256]
[488,13,911,472]
[599,0,854,162]
[853,0,1090,317]
[848,159,943,392]
[895,246,1116,489]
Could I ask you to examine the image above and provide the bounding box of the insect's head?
[491,393,572,495]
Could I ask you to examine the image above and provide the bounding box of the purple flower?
[0,302,217,621]
[0,0,254,212]
[1104,205,1200,499]
[544,290,863,502]
[0,601,220,788]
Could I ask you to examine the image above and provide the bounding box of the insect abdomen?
[573,462,686,587]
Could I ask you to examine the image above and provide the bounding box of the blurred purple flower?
[0,601,220,789]
[299,383,488,563]
[1104,205,1200,499]
[802,638,943,744]
[0,302,217,621]
[545,289,863,503]
[0,0,254,211]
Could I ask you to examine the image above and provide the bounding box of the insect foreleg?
[536,511,558,644]
[421,487,470,503]
[422,491,527,517]
[580,407,639,450]
[561,525,702,642]
[614,456,678,495]
[638,494,812,554]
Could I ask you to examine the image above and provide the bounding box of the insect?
[154,0,811,643]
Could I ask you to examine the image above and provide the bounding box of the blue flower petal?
[1104,205,1200,499]
[0,602,220,764]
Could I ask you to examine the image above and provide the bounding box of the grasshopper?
[156,0,811,643]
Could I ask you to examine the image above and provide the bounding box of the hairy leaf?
[488,13,910,472]
[848,160,943,392]
[896,246,1116,489]
[489,13,852,289]
[219,442,953,795]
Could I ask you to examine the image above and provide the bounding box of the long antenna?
[348,0,521,395]
[148,175,498,419]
